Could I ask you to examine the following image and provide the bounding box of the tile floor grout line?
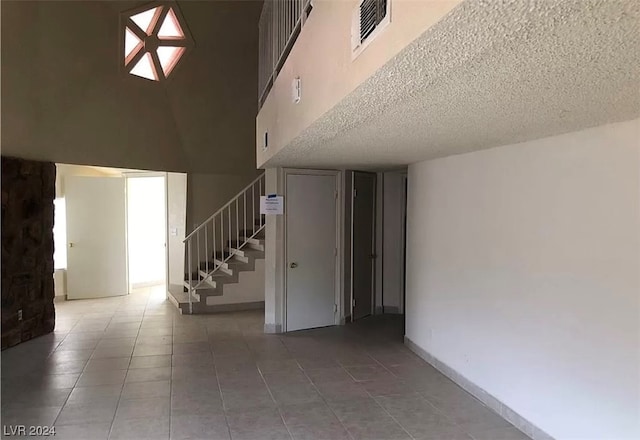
[7,293,531,440]
[104,291,144,440]
[208,324,233,440]
[298,363,358,440]
[256,352,295,440]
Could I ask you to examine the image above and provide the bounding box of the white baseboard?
[404,336,554,440]
[264,323,282,334]
[205,301,264,312]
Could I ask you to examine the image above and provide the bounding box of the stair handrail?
[182,172,266,314]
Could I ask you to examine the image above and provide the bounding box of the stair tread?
[183,278,220,289]
[168,285,199,305]
[234,249,263,254]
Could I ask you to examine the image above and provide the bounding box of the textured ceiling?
[1,0,262,174]
[263,0,640,169]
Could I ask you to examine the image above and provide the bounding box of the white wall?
[405,119,640,440]
[264,168,285,332]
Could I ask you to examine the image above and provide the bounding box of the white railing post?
[259,177,263,228]
[220,212,224,269]
[235,199,239,253]
[197,230,200,278]
[187,239,193,314]
[212,216,216,268]
[228,206,232,253]
[205,225,208,276]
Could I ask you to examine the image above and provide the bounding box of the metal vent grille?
[359,0,387,43]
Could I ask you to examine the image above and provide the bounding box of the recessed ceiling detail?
[122,2,194,81]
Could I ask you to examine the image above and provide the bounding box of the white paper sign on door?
[260,195,284,215]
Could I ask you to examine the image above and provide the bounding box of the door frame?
[122,171,169,295]
[283,168,343,333]
[400,172,407,315]
[350,171,377,321]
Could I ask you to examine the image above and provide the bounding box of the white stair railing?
[183,173,266,314]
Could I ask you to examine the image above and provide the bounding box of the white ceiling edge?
[263,0,640,170]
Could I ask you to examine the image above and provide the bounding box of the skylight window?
[130,7,161,35]
[121,2,193,82]
[158,8,184,39]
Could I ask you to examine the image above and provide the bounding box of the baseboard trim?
[204,301,264,312]
[404,336,554,440]
[264,323,282,334]
[53,295,67,303]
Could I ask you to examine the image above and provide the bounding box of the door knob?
[289,262,298,269]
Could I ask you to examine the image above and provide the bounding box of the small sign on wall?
[260,194,284,215]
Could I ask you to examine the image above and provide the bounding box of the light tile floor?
[1,286,531,440]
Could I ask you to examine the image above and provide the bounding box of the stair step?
[182,278,221,293]
[213,258,255,273]
[228,247,265,259]
[168,284,201,314]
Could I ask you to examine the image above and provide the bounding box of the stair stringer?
[205,257,265,307]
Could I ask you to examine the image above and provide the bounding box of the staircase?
[168,173,266,314]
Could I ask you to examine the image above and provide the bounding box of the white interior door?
[286,173,337,332]
[66,176,127,299]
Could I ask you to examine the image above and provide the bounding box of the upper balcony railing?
[258,0,313,109]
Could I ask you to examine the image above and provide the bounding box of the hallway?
[1,288,529,440]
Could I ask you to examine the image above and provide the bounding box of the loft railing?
[258,0,313,109]
[183,173,266,313]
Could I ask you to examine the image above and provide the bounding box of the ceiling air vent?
[352,0,390,58]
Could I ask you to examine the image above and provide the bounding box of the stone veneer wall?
[1,156,56,349]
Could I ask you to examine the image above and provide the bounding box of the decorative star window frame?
[120,1,194,82]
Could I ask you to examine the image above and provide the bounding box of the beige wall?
[2,1,261,175]
[405,118,640,439]
[207,259,265,306]
[186,172,262,232]
[256,0,460,167]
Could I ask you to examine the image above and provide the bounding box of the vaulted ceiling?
[1,0,263,174]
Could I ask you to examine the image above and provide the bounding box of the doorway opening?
[126,175,167,291]
[351,171,377,321]
[53,164,173,301]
